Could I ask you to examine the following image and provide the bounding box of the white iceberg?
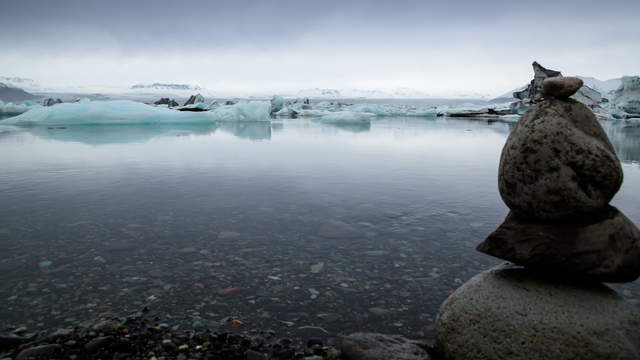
[270,95,285,115]
[344,103,438,117]
[315,111,375,123]
[611,76,640,118]
[3,100,271,126]
[0,101,41,116]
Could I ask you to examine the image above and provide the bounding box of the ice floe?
[3,100,271,125]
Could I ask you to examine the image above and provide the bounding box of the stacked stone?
[481,76,640,282]
[435,77,640,360]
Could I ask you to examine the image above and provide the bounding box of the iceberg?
[344,103,438,117]
[3,100,271,126]
[611,76,640,118]
[0,101,40,116]
[315,111,375,123]
[270,95,285,115]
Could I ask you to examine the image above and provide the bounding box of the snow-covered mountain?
[0,76,40,92]
[0,82,40,102]
[130,83,202,91]
[577,76,622,95]
[493,76,624,103]
[295,87,488,99]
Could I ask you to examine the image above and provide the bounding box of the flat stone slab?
[478,206,640,282]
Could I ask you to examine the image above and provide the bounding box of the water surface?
[1,117,639,338]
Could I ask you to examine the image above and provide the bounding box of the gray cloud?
[1,0,638,95]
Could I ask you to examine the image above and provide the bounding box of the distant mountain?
[0,82,40,102]
[296,88,342,98]
[493,76,624,103]
[130,83,202,91]
[0,76,40,91]
[296,87,486,99]
[577,76,622,94]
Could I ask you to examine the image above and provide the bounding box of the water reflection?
[0,122,274,145]
[0,116,638,340]
[602,121,640,163]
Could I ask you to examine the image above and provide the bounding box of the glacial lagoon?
[0,116,639,339]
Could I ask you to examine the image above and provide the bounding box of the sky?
[1,0,639,97]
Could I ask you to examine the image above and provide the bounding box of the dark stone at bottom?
[177,107,208,112]
[341,332,430,360]
[477,206,640,282]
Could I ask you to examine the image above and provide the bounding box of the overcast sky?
[1,0,638,96]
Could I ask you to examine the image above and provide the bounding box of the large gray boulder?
[477,206,640,282]
[499,97,623,220]
[435,264,640,360]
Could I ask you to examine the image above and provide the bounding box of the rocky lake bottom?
[0,116,639,353]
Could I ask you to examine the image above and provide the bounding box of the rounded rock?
[541,76,583,98]
[435,264,640,360]
[498,98,623,220]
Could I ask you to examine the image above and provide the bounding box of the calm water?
[0,117,639,339]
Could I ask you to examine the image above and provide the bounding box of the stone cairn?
[434,77,640,359]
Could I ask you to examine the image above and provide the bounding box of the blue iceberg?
[3,100,271,126]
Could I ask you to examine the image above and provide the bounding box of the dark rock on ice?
[477,207,640,282]
[154,97,179,107]
[183,93,205,106]
[177,107,207,112]
[42,98,63,106]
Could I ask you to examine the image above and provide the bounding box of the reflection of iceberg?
[7,122,273,145]
[3,100,270,126]
[601,120,640,163]
[314,111,375,123]
[218,122,271,140]
[26,125,219,145]
[321,121,371,133]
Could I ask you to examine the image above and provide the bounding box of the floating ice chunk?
[178,102,209,110]
[343,103,438,117]
[270,95,284,115]
[209,101,271,122]
[4,100,270,126]
[499,114,521,122]
[273,106,298,117]
[0,101,40,116]
[296,109,331,118]
[74,97,91,104]
[611,76,640,117]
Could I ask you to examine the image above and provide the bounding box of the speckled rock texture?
[477,206,640,282]
[342,333,430,360]
[541,76,583,99]
[498,98,623,220]
[435,264,640,360]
